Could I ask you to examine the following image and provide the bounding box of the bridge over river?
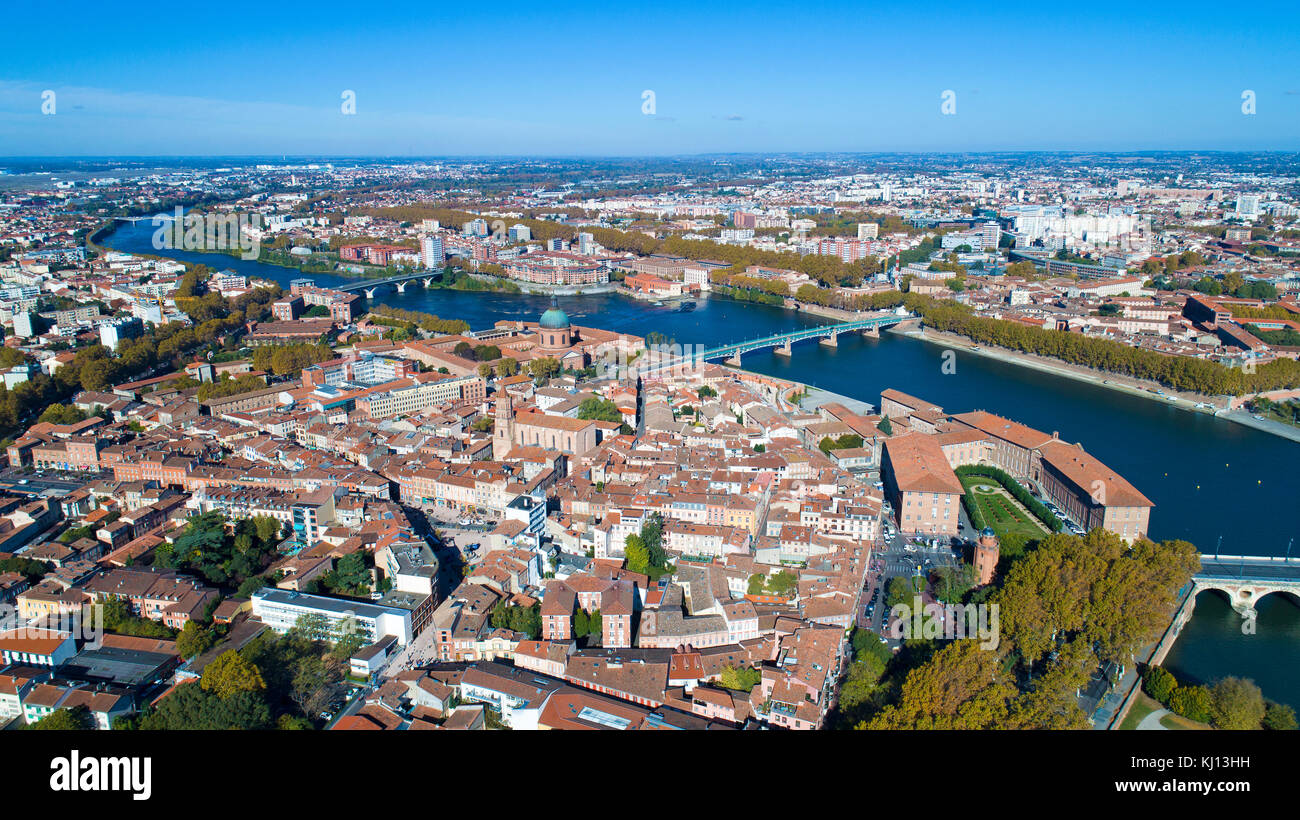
[302,272,441,298]
[638,311,912,375]
[1190,554,1300,619]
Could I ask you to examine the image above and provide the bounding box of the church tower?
[493,393,514,461]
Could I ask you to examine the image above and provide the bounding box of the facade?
[882,434,964,536]
[1037,440,1153,541]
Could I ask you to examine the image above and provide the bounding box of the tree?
[1209,677,1266,730]
[201,650,267,699]
[291,613,332,643]
[1263,702,1297,731]
[588,610,602,643]
[865,640,1017,730]
[1143,665,1178,705]
[719,665,761,692]
[526,357,561,380]
[26,705,94,730]
[877,415,893,435]
[38,404,87,425]
[1169,685,1213,724]
[624,534,649,575]
[574,609,590,638]
[577,396,623,423]
[290,654,339,719]
[886,575,921,609]
[136,683,272,730]
[177,620,218,659]
[495,358,519,378]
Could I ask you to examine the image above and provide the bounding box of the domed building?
[537,298,575,353]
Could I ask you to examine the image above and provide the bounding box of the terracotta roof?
[883,435,964,495]
[1038,440,1153,508]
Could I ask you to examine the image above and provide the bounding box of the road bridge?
[323,272,442,298]
[1189,554,1300,619]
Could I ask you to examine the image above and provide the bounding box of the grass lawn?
[1159,711,1211,730]
[960,476,1048,538]
[1118,691,1213,730]
[1118,692,1160,730]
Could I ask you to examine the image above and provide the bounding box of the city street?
[0,465,93,494]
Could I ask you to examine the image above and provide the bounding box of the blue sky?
[1,0,1298,156]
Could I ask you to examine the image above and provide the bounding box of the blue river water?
[102,218,1300,710]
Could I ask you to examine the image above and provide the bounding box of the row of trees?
[1143,666,1295,730]
[859,530,1200,729]
[368,304,470,335]
[195,373,271,402]
[909,292,1300,396]
[250,343,336,377]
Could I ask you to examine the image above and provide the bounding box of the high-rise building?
[857,222,879,240]
[577,232,595,255]
[101,317,144,351]
[1235,194,1262,219]
[508,224,531,242]
[12,311,38,339]
[979,221,1000,248]
[420,235,445,269]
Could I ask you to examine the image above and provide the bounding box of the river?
[102,217,1300,710]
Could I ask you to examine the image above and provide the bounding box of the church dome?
[539,301,570,330]
[980,527,996,538]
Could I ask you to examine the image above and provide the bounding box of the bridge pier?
[363,288,377,299]
[775,340,793,357]
[422,278,436,288]
[819,330,838,348]
[862,325,879,338]
[727,352,742,367]
[396,282,407,293]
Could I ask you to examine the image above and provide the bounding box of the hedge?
[955,464,1063,533]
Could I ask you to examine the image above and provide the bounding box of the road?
[0,465,93,494]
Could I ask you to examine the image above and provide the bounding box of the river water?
[102,218,1300,710]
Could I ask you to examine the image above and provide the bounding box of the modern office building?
[251,587,414,645]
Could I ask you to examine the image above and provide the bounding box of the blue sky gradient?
[2,0,1298,156]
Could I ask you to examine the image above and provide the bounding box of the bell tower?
[493,393,514,460]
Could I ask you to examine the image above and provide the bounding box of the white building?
[250,588,413,645]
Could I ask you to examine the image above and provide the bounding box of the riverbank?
[1217,407,1300,443]
[797,385,876,415]
[903,325,1242,415]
